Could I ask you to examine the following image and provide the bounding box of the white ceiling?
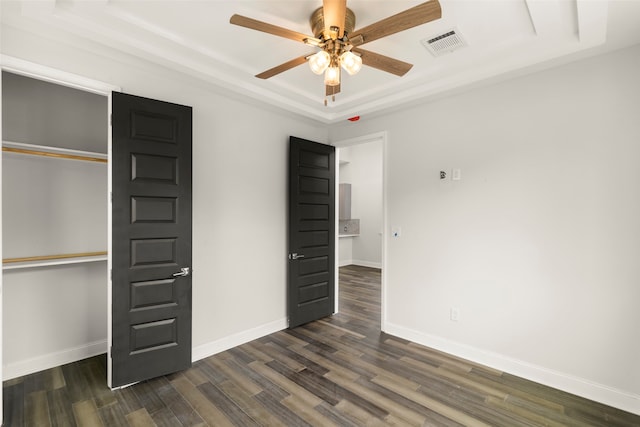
[2,1,640,123]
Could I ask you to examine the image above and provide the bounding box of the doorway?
[335,132,387,328]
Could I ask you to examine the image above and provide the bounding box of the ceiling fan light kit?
[325,63,341,87]
[308,48,361,80]
[230,0,442,104]
[308,50,331,74]
[340,51,362,75]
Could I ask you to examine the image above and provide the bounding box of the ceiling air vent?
[421,29,467,57]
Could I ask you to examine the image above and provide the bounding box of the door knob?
[173,267,190,277]
[289,253,305,260]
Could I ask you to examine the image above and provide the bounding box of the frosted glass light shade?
[340,51,362,75]
[308,51,330,75]
[324,66,340,86]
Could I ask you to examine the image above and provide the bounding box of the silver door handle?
[173,267,190,277]
[289,253,305,260]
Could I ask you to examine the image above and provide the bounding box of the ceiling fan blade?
[353,48,413,77]
[326,84,341,96]
[323,0,347,38]
[255,55,309,79]
[230,14,312,43]
[350,0,442,46]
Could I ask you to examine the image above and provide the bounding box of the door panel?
[288,137,335,328]
[110,92,192,388]
[131,196,177,223]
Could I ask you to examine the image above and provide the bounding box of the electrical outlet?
[450,307,460,322]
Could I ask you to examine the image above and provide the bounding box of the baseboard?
[351,260,382,269]
[339,260,382,269]
[192,317,287,363]
[383,322,640,416]
[3,318,287,381]
[3,340,107,381]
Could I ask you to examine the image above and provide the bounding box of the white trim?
[1,68,4,426]
[0,55,118,96]
[381,133,389,331]
[340,260,383,269]
[191,318,287,363]
[106,86,114,388]
[334,149,341,314]
[334,131,388,149]
[3,340,107,381]
[339,259,353,268]
[350,260,382,269]
[385,322,640,416]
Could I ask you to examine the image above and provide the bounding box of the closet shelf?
[2,140,107,163]
[3,251,108,270]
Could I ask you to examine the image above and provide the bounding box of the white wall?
[338,142,383,268]
[2,151,107,377]
[1,25,328,374]
[330,45,640,414]
[3,264,107,372]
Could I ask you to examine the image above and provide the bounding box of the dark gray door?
[111,92,192,387]
[288,136,335,328]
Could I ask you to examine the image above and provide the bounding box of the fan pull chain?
[323,94,338,106]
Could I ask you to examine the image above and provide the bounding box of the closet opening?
[2,69,110,382]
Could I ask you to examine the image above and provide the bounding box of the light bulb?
[340,51,362,76]
[308,51,330,75]
[324,66,340,86]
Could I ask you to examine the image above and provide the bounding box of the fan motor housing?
[310,7,356,39]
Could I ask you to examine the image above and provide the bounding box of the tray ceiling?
[2,1,639,123]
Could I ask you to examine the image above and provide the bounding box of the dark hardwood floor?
[3,265,639,426]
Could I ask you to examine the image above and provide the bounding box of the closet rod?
[3,251,108,264]
[2,147,107,163]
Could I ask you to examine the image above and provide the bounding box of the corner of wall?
[192,317,287,363]
[3,340,107,381]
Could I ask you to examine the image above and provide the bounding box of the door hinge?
[110,269,112,281]
[110,192,113,202]
[110,114,112,126]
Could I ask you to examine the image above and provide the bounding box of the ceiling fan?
[230,0,442,104]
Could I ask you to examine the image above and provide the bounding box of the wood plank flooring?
[3,265,640,426]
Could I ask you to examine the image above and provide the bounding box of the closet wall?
[2,71,108,379]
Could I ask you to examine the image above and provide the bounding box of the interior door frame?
[0,56,120,408]
[332,131,388,329]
